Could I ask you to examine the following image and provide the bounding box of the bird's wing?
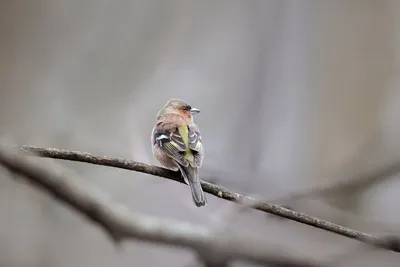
[188,123,204,168]
[152,122,189,167]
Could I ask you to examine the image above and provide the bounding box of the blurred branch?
[18,145,400,253]
[0,146,322,267]
[273,160,400,204]
[272,133,400,204]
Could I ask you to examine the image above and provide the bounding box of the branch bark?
[18,145,400,253]
[0,146,321,267]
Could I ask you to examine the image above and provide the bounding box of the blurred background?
[1,0,400,266]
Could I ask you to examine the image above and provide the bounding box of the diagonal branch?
[272,160,400,204]
[18,145,400,253]
[0,146,322,267]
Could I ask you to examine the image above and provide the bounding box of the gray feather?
[177,164,206,207]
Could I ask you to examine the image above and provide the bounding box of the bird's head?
[157,99,200,121]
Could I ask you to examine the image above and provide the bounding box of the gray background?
[1,1,400,266]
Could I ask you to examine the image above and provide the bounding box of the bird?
[151,99,206,207]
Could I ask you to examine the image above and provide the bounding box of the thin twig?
[273,160,400,203]
[18,145,400,253]
[0,146,322,267]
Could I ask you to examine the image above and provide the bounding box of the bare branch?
[0,146,323,267]
[273,160,400,203]
[18,145,400,253]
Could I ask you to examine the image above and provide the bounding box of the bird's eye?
[182,106,191,111]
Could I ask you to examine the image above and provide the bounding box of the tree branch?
[18,145,400,253]
[0,146,322,267]
[272,160,400,204]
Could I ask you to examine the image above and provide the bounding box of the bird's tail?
[177,164,207,207]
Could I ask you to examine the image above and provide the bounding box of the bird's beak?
[190,108,200,115]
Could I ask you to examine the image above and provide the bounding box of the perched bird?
[151,99,206,207]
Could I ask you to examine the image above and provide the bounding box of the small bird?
[151,99,206,207]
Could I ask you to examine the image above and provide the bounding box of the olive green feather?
[178,125,195,164]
